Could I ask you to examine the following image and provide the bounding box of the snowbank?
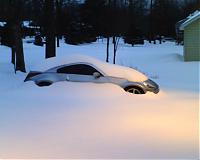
[0,40,199,159]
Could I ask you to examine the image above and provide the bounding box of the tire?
[124,86,145,94]
[36,81,52,87]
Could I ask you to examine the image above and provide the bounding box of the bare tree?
[113,36,120,64]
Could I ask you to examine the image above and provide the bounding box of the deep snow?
[0,39,199,159]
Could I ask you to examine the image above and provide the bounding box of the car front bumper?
[152,87,159,94]
[143,79,160,94]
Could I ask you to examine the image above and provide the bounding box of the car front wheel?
[124,86,145,94]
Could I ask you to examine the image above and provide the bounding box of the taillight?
[24,71,41,82]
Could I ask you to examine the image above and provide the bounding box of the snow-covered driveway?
[0,40,199,158]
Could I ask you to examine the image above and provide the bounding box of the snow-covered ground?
[0,39,199,159]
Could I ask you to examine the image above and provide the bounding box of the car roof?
[46,61,106,76]
[33,54,147,82]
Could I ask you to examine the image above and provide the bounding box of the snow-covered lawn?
[0,39,199,159]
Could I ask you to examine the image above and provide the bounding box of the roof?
[180,10,200,30]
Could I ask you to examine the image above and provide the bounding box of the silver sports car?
[24,55,159,94]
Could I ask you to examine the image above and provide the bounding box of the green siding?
[184,18,200,61]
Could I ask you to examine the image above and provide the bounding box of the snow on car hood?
[33,54,148,82]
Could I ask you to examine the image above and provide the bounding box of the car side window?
[57,64,102,76]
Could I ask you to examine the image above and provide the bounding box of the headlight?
[143,80,155,88]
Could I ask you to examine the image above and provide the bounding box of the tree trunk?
[106,37,109,62]
[13,23,26,72]
[45,0,56,58]
[11,47,15,65]
[56,0,61,48]
[7,0,26,72]
[153,38,156,44]
[113,36,116,64]
[159,35,162,44]
[46,33,56,58]
[149,0,153,43]
[57,36,60,47]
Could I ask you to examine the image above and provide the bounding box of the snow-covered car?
[24,55,159,94]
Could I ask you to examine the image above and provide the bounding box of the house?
[180,10,200,61]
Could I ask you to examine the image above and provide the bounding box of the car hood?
[96,62,147,82]
[33,54,148,82]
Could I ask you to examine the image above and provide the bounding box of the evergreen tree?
[151,0,181,37]
[182,0,199,18]
[124,0,147,45]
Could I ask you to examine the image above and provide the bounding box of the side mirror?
[93,72,101,79]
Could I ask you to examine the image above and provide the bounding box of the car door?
[56,63,108,83]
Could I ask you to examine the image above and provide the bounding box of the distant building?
[180,10,200,61]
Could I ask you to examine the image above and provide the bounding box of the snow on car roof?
[33,54,147,82]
